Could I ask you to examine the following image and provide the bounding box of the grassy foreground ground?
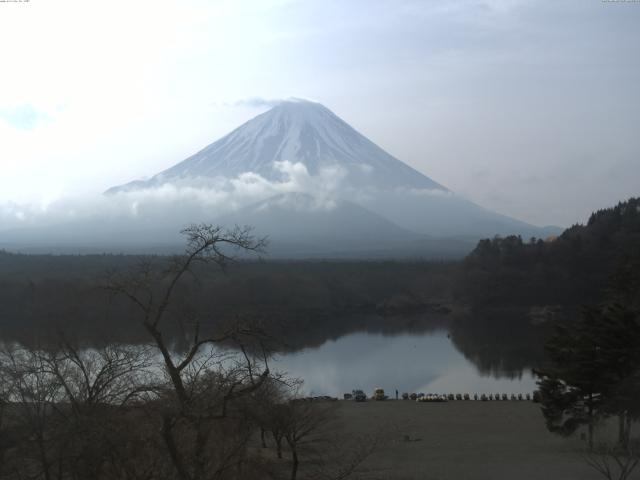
[329,400,629,480]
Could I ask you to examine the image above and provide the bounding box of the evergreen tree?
[536,301,640,449]
[596,302,640,447]
[535,308,610,449]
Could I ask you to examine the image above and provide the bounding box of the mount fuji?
[107,99,557,244]
[1,99,559,257]
[107,99,446,194]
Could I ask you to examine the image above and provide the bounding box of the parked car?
[372,388,387,401]
[353,389,367,402]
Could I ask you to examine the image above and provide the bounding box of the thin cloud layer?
[0,161,348,232]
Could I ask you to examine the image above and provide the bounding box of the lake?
[273,329,537,397]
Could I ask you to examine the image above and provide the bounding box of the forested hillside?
[0,254,454,347]
[459,197,640,308]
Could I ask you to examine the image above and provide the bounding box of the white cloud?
[0,160,348,231]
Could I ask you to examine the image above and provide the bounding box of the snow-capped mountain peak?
[106,99,446,194]
[104,99,557,242]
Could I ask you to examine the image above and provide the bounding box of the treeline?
[449,198,640,378]
[0,252,455,349]
[459,197,640,309]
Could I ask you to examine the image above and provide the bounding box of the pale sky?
[0,0,638,227]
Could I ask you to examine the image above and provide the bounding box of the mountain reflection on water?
[273,329,537,397]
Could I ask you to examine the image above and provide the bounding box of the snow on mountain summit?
[106,99,446,194]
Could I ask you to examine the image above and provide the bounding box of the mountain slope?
[106,99,445,193]
[212,192,474,258]
[106,98,558,242]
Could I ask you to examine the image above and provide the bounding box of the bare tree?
[280,400,334,480]
[40,338,155,410]
[0,362,12,476]
[105,224,273,480]
[263,391,379,480]
[38,338,158,479]
[0,344,65,480]
[0,339,165,480]
[583,443,640,480]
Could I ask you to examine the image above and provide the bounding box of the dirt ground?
[329,399,633,480]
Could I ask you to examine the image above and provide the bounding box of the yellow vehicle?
[372,388,387,401]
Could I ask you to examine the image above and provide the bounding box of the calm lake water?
[273,330,537,397]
